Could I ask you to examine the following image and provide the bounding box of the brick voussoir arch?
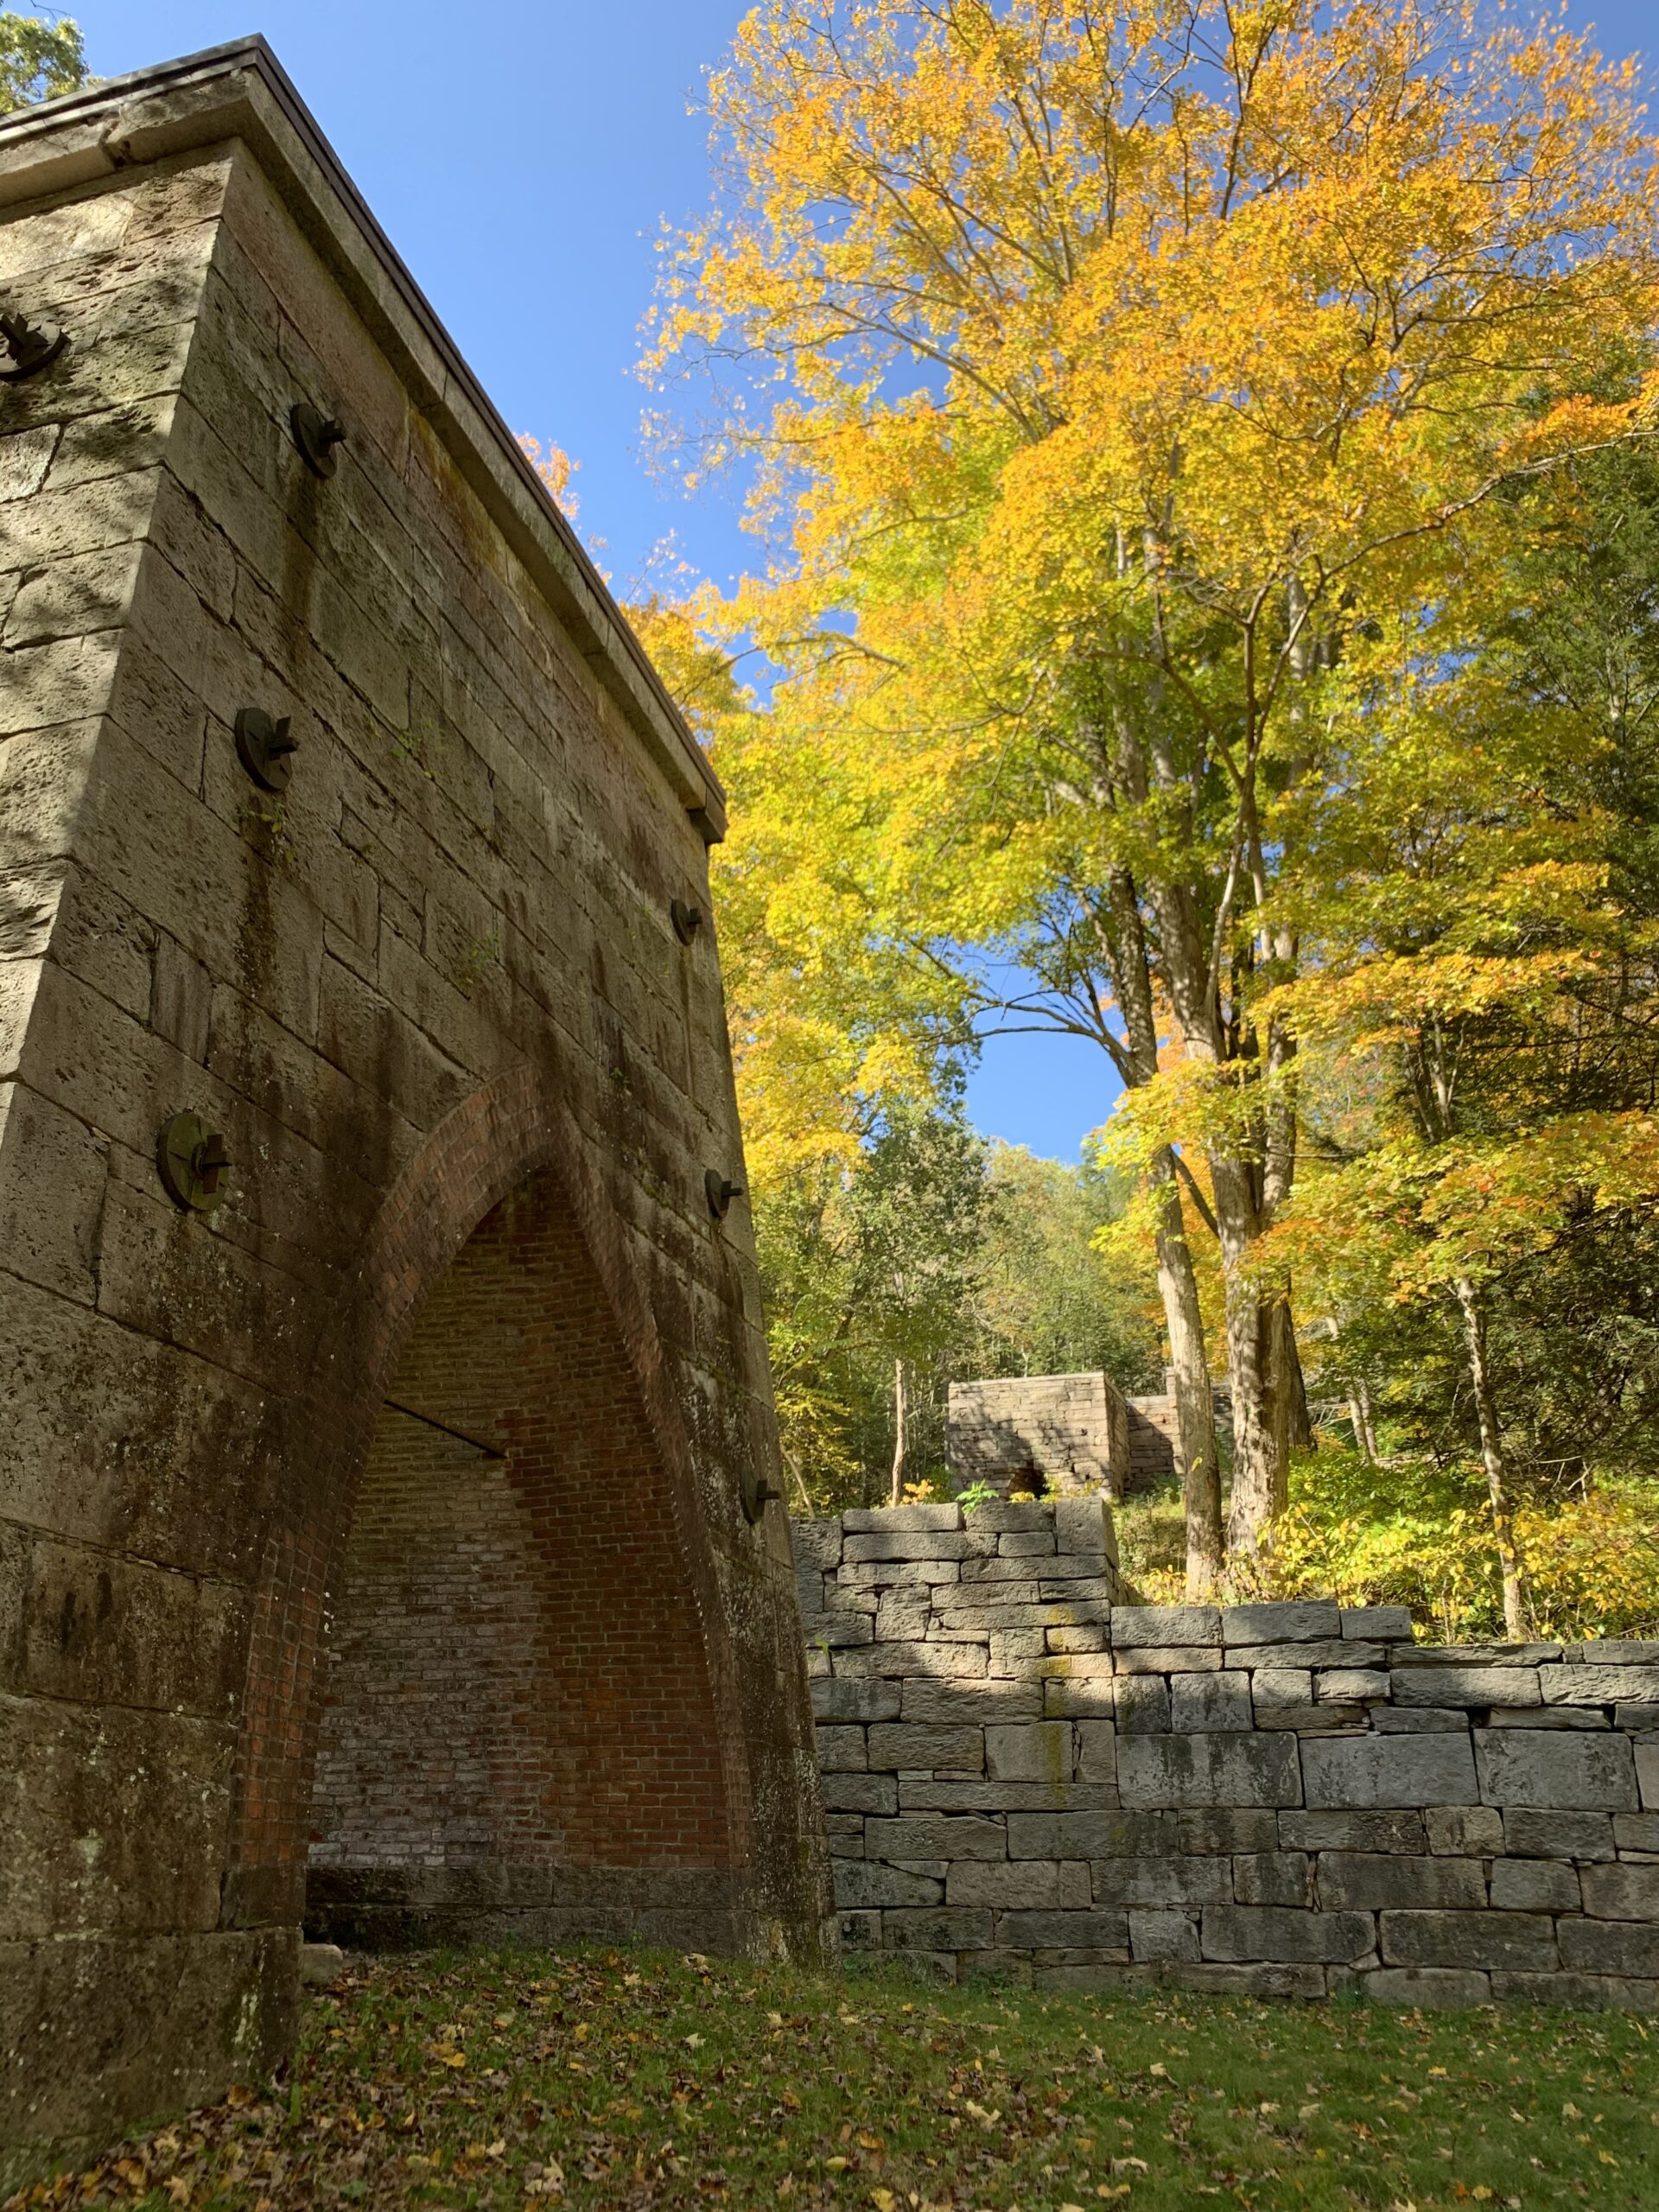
[225,1057,755,1929]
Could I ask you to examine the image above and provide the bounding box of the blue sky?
[93,0,1659,1160]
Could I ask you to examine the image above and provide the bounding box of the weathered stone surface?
[1302,1733,1477,1810]
[1075,1721,1117,1782]
[1118,1732,1302,1809]
[1491,1859,1580,1914]
[985,1723,1072,1783]
[1110,1681,1159,1734]
[1342,1606,1414,1642]
[1044,1677,1117,1719]
[865,1815,1007,1862]
[1281,1809,1427,1853]
[821,1774,899,1815]
[810,1678,902,1724]
[899,1781,1119,1812]
[999,1907,1130,1949]
[1171,1673,1254,1732]
[1576,1641,1659,1665]
[1129,1909,1200,1961]
[1233,1852,1312,1907]
[1614,1812,1659,1853]
[1379,1910,1556,1972]
[1543,1666,1659,1705]
[1234,1640,1382,1672]
[844,1531,974,1563]
[1111,1605,1220,1648]
[998,1531,1057,1557]
[883,1907,995,1951]
[1502,1808,1614,1860]
[868,1725,984,1773]
[1052,1496,1115,1557]
[1251,1670,1313,1713]
[1370,1707,1471,1733]
[1487,1705,1606,1729]
[816,1727,868,1772]
[1394,1666,1539,1709]
[901,1679,1039,1726]
[1010,1808,1176,1859]
[1111,1644,1223,1675]
[832,1641,988,1680]
[1201,1906,1375,1965]
[1559,1917,1659,1976]
[1424,1805,1505,1856]
[1181,1808,1280,1853]
[1090,1856,1232,1906]
[947,1861,1069,1908]
[1318,1855,1486,1911]
[832,1862,943,1909]
[1395,1643,1561,1667]
[1221,1602,1341,1645]
[1473,1729,1637,1811]
[1319,1669,1389,1704]
[1363,1967,1491,2008]
[791,1521,843,1572]
[1581,1863,1659,1922]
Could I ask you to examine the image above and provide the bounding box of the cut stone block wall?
[0,43,829,2183]
[946,1371,1132,1498]
[798,1502,1659,2006]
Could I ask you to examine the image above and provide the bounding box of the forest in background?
[634,0,1659,1639]
[9,3,1657,1639]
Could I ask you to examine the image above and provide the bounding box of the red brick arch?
[225,1060,755,1940]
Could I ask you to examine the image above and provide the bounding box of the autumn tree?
[645,0,1659,1579]
[1267,446,1659,1635]
[0,12,83,111]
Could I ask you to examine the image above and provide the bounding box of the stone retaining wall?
[794,1501,1659,2005]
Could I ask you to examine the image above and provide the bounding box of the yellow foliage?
[1265,1452,1659,1641]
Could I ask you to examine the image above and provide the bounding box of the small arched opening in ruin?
[303,1167,743,1951]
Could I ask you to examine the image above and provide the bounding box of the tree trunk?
[1211,1159,1279,1559]
[888,1357,908,1507]
[1093,850,1226,1597]
[1151,1153,1223,1596]
[1267,1296,1311,1472]
[1452,1274,1529,1639]
[1349,1379,1378,1465]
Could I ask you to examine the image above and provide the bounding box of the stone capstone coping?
[795,1503,1659,2005]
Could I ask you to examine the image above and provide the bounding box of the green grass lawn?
[11,1948,1657,2212]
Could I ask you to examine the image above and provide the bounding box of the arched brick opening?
[303,1167,740,1947]
[224,1064,763,1954]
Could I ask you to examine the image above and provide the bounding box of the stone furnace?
[0,41,831,2180]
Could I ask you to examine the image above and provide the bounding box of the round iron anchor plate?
[156,1112,232,1213]
[0,315,66,381]
[234,706,297,794]
[291,399,346,479]
[671,898,704,945]
[705,1168,743,1220]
